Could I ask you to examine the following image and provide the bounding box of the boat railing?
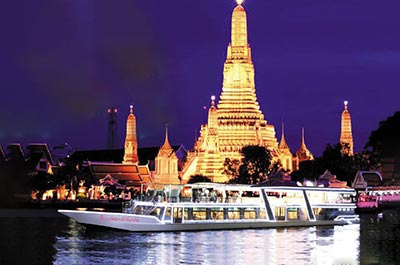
[333,215,360,224]
[379,194,400,202]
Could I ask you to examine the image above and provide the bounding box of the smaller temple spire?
[340,100,354,156]
[158,124,175,157]
[164,124,169,143]
[208,95,218,131]
[301,127,306,148]
[160,124,173,152]
[279,122,289,149]
[278,122,293,172]
[296,127,314,163]
[123,105,139,164]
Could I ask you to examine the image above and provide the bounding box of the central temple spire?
[226,1,251,62]
[182,1,281,183]
[231,1,247,48]
[218,1,262,120]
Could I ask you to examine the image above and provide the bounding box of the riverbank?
[0,208,64,218]
[0,198,125,217]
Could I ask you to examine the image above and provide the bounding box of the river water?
[0,208,399,265]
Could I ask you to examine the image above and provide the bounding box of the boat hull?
[58,210,352,232]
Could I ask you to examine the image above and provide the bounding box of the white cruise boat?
[58,184,359,232]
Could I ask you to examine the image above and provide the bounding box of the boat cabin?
[124,185,356,224]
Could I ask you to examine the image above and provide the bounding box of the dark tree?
[364,111,400,169]
[291,143,358,185]
[235,145,272,184]
[187,174,212,184]
[353,152,376,172]
[319,143,356,183]
[290,160,321,183]
[223,158,240,182]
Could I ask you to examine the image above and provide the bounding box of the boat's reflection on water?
[54,219,360,265]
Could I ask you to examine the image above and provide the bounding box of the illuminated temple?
[181,1,313,183]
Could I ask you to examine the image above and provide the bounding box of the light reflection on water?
[54,220,359,265]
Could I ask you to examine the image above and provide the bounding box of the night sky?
[1,0,399,157]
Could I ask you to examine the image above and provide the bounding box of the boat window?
[287,208,298,220]
[184,207,266,221]
[191,207,207,220]
[307,191,353,204]
[173,207,183,223]
[286,207,308,221]
[210,208,224,220]
[258,209,267,219]
[275,207,286,221]
[313,208,325,220]
[163,207,172,221]
[133,205,158,215]
[227,208,241,220]
[243,208,258,220]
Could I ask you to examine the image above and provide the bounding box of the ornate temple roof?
[158,126,175,157]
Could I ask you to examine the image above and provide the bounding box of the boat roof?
[183,182,355,193]
[260,186,356,193]
[184,182,260,192]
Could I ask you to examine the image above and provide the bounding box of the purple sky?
[1,0,399,156]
